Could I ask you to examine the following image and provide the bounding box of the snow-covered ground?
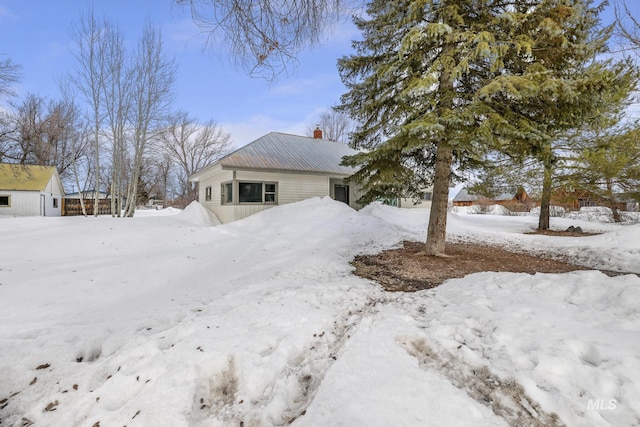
[1,198,638,426]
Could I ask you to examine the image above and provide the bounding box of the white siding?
[0,191,41,216]
[0,172,63,217]
[196,165,233,219]
[235,170,330,204]
[194,167,363,223]
[45,174,64,196]
[43,193,62,216]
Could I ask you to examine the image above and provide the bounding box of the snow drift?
[1,197,638,426]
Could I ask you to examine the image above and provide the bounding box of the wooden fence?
[63,198,113,216]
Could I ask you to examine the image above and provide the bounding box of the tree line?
[0,8,231,217]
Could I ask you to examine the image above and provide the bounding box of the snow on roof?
[0,163,57,191]
[493,192,516,201]
[452,188,477,202]
[192,132,359,179]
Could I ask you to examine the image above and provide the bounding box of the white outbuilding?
[0,163,64,216]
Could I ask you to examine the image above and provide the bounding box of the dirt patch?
[525,229,600,237]
[351,241,589,292]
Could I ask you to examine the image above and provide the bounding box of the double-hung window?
[221,182,233,204]
[264,183,276,203]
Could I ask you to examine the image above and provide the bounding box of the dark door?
[334,184,350,205]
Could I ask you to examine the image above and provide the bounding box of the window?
[235,182,278,204]
[265,183,276,203]
[239,182,263,203]
[53,198,59,208]
[222,182,233,204]
[0,195,9,207]
[421,192,432,201]
[205,186,212,202]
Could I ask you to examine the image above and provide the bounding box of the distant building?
[0,163,64,216]
[550,187,629,211]
[451,188,479,207]
[64,190,110,199]
[452,187,531,211]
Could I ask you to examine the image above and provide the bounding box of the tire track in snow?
[398,336,565,427]
[195,295,384,426]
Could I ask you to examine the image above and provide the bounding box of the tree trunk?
[538,160,553,230]
[71,157,87,217]
[424,36,455,257]
[606,178,622,223]
[93,120,100,217]
[425,143,453,256]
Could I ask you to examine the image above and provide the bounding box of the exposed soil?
[524,229,600,237]
[352,241,591,292]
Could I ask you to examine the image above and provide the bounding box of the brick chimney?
[313,125,323,139]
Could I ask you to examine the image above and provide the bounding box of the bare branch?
[0,55,21,99]
[158,110,231,201]
[176,0,350,79]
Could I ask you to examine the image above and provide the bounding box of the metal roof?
[197,132,360,177]
[0,164,58,191]
[452,188,478,202]
[494,192,516,201]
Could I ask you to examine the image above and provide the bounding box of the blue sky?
[0,1,632,151]
[0,0,358,148]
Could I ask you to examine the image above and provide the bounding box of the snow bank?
[177,201,221,227]
[449,204,512,215]
[133,206,182,217]
[529,205,567,217]
[411,271,640,427]
[1,197,639,426]
[564,206,640,224]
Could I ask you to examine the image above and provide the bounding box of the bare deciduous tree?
[0,55,20,162]
[615,0,640,51]
[70,8,111,216]
[0,55,20,99]
[123,23,177,217]
[158,110,231,201]
[306,110,353,143]
[175,0,347,78]
[102,24,133,217]
[10,94,89,185]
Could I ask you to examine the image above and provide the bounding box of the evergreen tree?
[339,0,638,254]
[570,125,640,221]
[477,0,638,229]
[338,0,551,255]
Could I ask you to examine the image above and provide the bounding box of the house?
[452,188,479,206]
[189,131,362,223]
[452,187,531,211]
[492,187,532,211]
[551,187,629,212]
[0,163,64,216]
